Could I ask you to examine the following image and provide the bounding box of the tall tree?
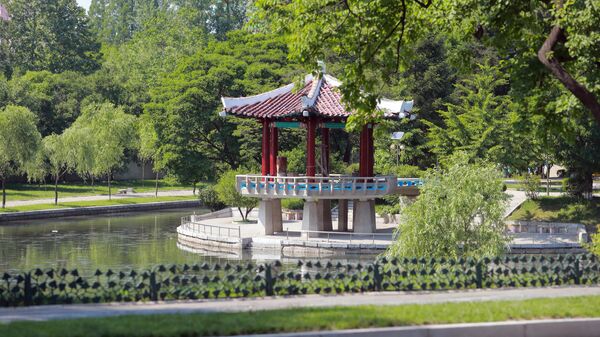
[71,103,136,199]
[0,0,100,75]
[0,105,42,208]
[42,133,71,205]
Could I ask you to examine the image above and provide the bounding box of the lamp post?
[391,132,405,167]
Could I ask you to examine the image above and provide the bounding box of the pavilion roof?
[220,74,413,120]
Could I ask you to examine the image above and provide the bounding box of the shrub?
[198,186,226,212]
[281,198,304,210]
[215,170,258,221]
[523,174,541,200]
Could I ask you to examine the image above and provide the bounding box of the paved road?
[1,286,599,323]
[3,190,194,208]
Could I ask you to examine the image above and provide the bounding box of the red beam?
[359,124,374,177]
[306,118,317,177]
[269,124,278,176]
[261,119,270,176]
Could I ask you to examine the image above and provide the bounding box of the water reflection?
[0,208,225,273]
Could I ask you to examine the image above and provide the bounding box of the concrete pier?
[353,199,376,233]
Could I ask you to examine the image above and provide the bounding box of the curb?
[234,318,600,337]
[0,200,201,222]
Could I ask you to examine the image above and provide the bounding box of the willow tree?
[387,153,509,258]
[71,103,136,200]
[0,105,42,208]
[42,134,72,205]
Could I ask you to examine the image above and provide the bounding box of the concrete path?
[1,286,599,323]
[3,190,194,208]
[504,190,527,217]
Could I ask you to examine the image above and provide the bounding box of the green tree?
[0,0,100,75]
[144,31,298,184]
[426,63,524,168]
[0,105,42,208]
[215,169,257,221]
[137,113,163,196]
[387,153,509,258]
[42,134,72,205]
[71,103,136,199]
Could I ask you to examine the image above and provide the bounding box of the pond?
[0,208,224,273]
[0,208,383,274]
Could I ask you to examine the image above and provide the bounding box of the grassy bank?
[508,196,600,230]
[1,296,599,337]
[2,180,207,202]
[0,196,197,213]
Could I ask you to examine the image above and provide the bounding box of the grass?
[2,180,204,202]
[0,196,198,213]
[508,196,600,231]
[1,296,600,337]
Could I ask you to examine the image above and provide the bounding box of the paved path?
[505,190,527,217]
[1,286,599,323]
[3,190,194,208]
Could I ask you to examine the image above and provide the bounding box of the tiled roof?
[221,74,413,120]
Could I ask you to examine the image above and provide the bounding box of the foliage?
[523,174,541,200]
[427,63,525,168]
[508,197,600,230]
[70,103,137,199]
[42,134,72,204]
[1,254,598,307]
[198,186,226,212]
[215,170,257,221]
[0,105,42,208]
[0,0,100,75]
[388,153,509,258]
[281,198,304,211]
[144,31,299,183]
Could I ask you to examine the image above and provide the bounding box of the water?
[0,208,228,273]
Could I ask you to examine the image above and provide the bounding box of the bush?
[523,174,541,200]
[215,170,258,221]
[387,153,509,258]
[198,186,226,212]
[281,198,304,210]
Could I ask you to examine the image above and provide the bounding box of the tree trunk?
[141,160,145,187]
[155,171,159,197]
[108,172,112,201]
[54,174,59,205]
[91,174,95,193]
[538,24,600,126]
[1,178,5,209]
[238,207,245,221]
[193,181,197,196]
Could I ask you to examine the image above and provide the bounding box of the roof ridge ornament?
[301,61,326,110]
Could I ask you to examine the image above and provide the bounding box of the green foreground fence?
[2,254,599,307]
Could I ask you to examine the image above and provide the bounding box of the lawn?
[2,180,209,202]
[508,196,600,231]
[1,296,599,337]
[0,196,198,213]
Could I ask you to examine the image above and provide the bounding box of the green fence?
[1,254,599,307]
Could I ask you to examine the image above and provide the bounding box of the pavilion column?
[269,124,278,176]
[261,119,270,176]
[306,118,317,177]
[355,124,376,233]
[319,127,332,231]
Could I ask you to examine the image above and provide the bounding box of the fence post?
[24,272,33,306]
[265,264,275,296]
[373,262,382,291]
[574,257,581,285]
[150,271,158,301]
[475,259,483,289]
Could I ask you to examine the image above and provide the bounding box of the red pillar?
[306,118,317,177]
[261,119,270,176]
[269,124,278,176]
[359,124,373,177]
[321,127,330,176]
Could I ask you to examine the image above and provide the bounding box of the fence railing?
[1,254,598,307]
[180,216,241,238]
[283,229,394,244]
[236,175,398,199]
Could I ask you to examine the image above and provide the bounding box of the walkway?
[1,286,599,323]
[3,190,194,208]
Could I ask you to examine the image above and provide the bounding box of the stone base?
[318,199,332,231]
[338,199,348,231]
[258,199,282,235]
[353,199,376,233]
[302,200,319,232]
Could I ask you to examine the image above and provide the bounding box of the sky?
[77,0,92,10]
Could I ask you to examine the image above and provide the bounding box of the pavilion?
[220,65,416,235]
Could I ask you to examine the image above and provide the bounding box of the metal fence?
[1,254,598,307]
[180,216,241,238]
